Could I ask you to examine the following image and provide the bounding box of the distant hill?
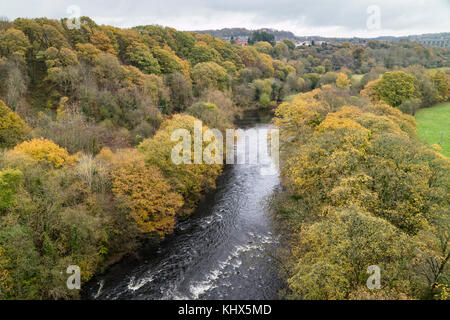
[195,28,450,48]
[194,28,296,41]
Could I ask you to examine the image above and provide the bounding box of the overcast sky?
[1,0,449,38]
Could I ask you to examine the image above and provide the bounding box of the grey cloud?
[1,0,449,37]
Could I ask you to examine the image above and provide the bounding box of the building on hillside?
[234,36,248,46]
[295,40,312,47]
[417,39,450,48]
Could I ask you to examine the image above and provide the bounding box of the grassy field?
[352,74,364,82]
[283,93,300,102]
[432,67,450,73]
[415,103,450,157]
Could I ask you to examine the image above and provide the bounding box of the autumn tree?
[287,207,418,299]
[336,72,350,89]
[191,62,230,96]
[103,148,183,236]
[274,89,450,299]
[430,70,449,102]
[374,71,419,107]
[125,41,160,75]
[13,138,75,167]
[0,28,31,60]
[0,99,30,149]
[138,114,222,213]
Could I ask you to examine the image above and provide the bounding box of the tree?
[275,88,450,299]
[0,169,23,211]
[125,42,160,75]
[188,43,214,66]
[191,62,230,95]
[1,61,28,111]
[399,98,421,115]
[287,207,417,299]
[257,53,275,78]
[430,70,449,102]
[0,100,30,149]
[248,31,275,46]
[13,138,75,168]
[283,39,295,50]
[138,114,222,213]
[75,43,101,63]
[375,71,419,107]
[152,48,182,74]
[0,28,31,59]
[90,29,116,55]
[352,46,365,70]
[323,59,333,72]
[274,42,289,58]
[186,102,228,131]
[106,148,183,236]
[259,92,271,107]
[164,71,192,113]
[254,41,273,55]
[314,65,326,74]
[336,72,350,89]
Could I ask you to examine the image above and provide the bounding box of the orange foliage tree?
[99,148,183,237]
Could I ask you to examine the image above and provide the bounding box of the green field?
[352,74,364,82]
[415,103,450,157]
[283,93,300,102]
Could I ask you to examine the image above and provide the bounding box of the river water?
[82,118,283,300]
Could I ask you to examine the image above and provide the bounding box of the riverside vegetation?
[0,16,448,299]
[273,84,449,300]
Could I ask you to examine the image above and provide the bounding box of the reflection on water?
[82,121,283,300]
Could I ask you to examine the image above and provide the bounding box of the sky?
[1,0,449,38]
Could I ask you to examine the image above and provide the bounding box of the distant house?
[235,36,248,46]
[295,40,312,47]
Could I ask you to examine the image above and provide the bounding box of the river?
[82,115,283,300]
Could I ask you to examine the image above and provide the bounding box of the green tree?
[188,43,214,66]
[0,169,23,211]
[375,71,419,107]
[125,42,160,75]
[0,28,31,59]
[248,31,275,46]
[191,62,230,95]
[152,48,182,74]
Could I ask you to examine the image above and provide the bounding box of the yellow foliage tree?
[0,100,31,149]
[336,72,350,89]
[138,114,222,214]
[13,138,75,168]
